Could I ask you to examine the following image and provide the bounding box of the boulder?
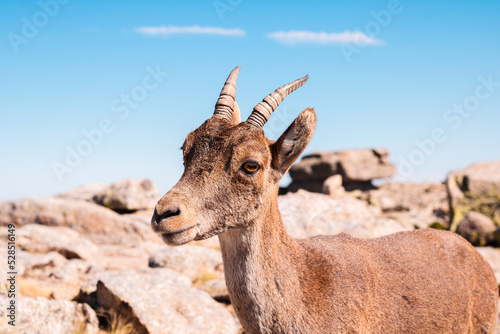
[18,275,91,301]
[49,259,102,283]
[456,211,496,246]
[447,161,500,231]
[200,279,230,303]
[336,148,396,182]
[0,295,99,334]
[93,178,159,212]
[476,247,500,285]
[16,251,102,300]
[286,180,325,193]
[288,148,396,192]
[362,182,449,229]
[0,197,158,245]
[289,152,343,182]
[17,250,67,277]
[17,224,99,260]
[322,175,345,198]
[58,179,161,213]
[56,183,109,202]
[76,268,240,334]
[149,245,224,285]
[278,190,414,239]
[96,242,164,271]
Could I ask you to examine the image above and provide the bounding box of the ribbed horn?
[213,66,241,121]
[246,75,309,128]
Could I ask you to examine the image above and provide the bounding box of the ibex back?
[152,66,498,333]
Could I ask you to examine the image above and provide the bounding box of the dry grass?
[18,276,57,299]
[71,315,135,334]
[72,321,89,334]
[98,312,136,334]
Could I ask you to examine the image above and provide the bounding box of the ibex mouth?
[160,225,198,245]
[161,225,196,237]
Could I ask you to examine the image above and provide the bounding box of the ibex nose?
[153,205,181,225]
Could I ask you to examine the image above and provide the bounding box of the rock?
[149,245,224,284]
[200,279,230,303]
[18,276,84,301]
[287,180,325,193]
[17,224,99,260]
[93,178,159,212]
[76,268,239,334]
[50,259,101,283]
[121,208,155,220]
[289,152,342,182]
[365,182,446,212]
[337,148,396,182]
[288,149,396,192]
[0,197,158,245]
[362,182,449,229]
[279,190,414,239]
[17,251,67,276]
[56,183,109,202]
[16,251,101,300]
[447,161,500,231]
[476,247,500,285]
[322,175,345,198]
[0,295,99,334]
[96,242,164,271]
[456,211,496,246]
[346,217,415,239]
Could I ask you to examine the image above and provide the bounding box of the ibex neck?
[218,197,306,333]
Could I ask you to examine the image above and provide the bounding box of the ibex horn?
[246,75,309,128]
[213,66,241,121]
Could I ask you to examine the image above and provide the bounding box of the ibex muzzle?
[152,67,498,333]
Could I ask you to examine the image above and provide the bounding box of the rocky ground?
[0,153,499,334]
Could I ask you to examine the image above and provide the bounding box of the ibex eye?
[242,161,260,174]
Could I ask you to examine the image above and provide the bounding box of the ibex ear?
[228,102,241,126]
[271,108,316,176]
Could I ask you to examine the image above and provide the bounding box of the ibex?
[152,66,498,333]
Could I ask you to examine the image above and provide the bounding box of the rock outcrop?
[447,162,500,231]
[93,178,159,212]
[200,279,230,303]
[17,224,99,260]
[0,295,99,334]
[149,245,224,284]
[361,182,449,229]
[456,211,497,246]
[76,268,239,334]
[287,148,396,193]
[322,175,345,198]
[15,249,101,300]
[0,197,157,245]
[56,183,109,202]
[476,247,500,285]
[279,190,414,239]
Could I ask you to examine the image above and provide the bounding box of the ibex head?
[152,66,316,245]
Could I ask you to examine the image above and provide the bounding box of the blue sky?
[1,0,499,200]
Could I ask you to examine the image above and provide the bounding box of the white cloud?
[266,30,384,46]
[134,25,246,37]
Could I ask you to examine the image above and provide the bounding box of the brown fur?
[152,87,498,333]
